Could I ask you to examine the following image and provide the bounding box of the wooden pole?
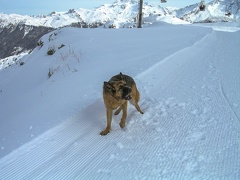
[138,0,143,28]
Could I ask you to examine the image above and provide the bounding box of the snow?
[193,21,240,32]
[0,22,240,179]
[0,52,29,70]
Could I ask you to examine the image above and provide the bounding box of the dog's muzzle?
[122,86,132,100]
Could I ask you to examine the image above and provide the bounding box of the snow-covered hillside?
[0,22,240,179]
[0,52,29,70]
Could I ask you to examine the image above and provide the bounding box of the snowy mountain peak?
[0,0,239,30]
[115,0,138,3]
[0,1,172,30]
[175,0,240,23]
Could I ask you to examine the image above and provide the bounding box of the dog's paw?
[100,129,110,136]
[114,107,122,115]
[114,110,121,116]
[119,122,125,129]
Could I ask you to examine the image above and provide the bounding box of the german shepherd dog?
[101,72,144,135]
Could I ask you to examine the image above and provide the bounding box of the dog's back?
[109,73,135,87]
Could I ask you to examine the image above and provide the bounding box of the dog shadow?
[75,98,148,135]
[73,99,106,130]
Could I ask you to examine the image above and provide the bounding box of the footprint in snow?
[116,142,124,149]
[185,160,199,173]
[186,131,206,143]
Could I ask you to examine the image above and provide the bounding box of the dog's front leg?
[119,101,128,129]
[101,109,112,135]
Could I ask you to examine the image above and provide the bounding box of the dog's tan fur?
[101,72,143,135]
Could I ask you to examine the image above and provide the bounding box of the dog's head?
[104,80,132,100]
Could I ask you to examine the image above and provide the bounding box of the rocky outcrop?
[0,24,53,59]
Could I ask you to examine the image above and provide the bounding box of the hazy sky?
[0,0,212,15]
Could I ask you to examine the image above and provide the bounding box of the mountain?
[0,0,239,60]
[175,0,240,23]
[0,0,168,59]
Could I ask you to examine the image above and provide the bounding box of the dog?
[101,72,144,135]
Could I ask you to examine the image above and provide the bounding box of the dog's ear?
[104,81,115,92]
[119,72,124,80]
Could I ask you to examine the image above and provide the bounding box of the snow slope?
[0,23,240,179]
[0,52,29,70]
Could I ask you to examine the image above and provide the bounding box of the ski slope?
[0,23,240,179]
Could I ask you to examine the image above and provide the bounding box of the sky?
[0,0,212,15]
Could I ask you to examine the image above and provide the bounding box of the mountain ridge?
[1,0,239,29]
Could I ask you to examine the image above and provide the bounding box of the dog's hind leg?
[114,106,122,115]
[131,90,144,114]
[132,101,144,114]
